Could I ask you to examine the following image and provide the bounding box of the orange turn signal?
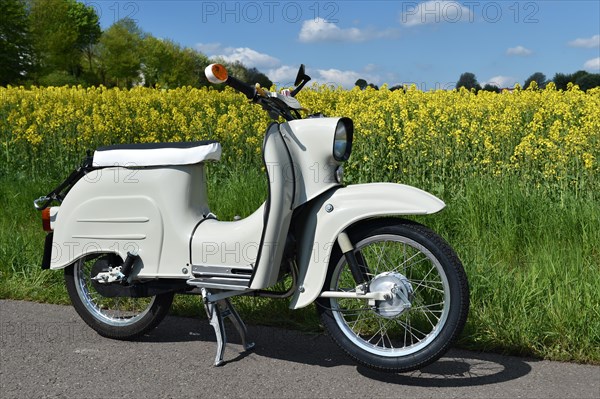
[211,64,228,82]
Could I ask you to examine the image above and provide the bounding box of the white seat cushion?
[93,141,221,167]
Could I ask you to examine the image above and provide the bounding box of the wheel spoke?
[347,310,369,328]
[398,251,429,274]
[412,301,445,310]
[395,317,428,343]
[419,306,439,329]
[366,322,385,344]
[410,279,445,294]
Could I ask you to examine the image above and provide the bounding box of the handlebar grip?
[227,76,257,100]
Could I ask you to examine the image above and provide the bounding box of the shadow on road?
[357,349,533,387]
[141,313,533,386]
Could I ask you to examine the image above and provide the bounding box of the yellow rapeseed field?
[1,84,599,194]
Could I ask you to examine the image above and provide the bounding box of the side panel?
[50,164,209,279]
[289,183,445,309]
[50,195,163,274]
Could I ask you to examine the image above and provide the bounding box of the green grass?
[429,180,600,363]
[1,170,598,364]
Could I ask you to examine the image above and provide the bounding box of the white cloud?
[315,69,364,87]
[299,17,397,43]
[214,47,280,69]
[583,57,600,71]
[195,43,280,69]
[313,68,383,89]
[483,76,518,88]
[569,35,600,48]
[266,65,383,89]
[506,46,532,56]
[265,65,299,86]
[400,1,472,27]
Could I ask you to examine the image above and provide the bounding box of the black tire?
[317,218,469,372]
[64,256,174,340]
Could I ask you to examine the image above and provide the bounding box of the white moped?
[35,64,469,372]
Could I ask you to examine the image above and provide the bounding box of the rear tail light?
[42,207,58,232]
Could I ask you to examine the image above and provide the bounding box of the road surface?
[1,300,598,398]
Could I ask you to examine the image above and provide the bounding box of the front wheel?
[64,255,174,340]
[317,219,469,372]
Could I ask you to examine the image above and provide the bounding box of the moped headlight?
[333,117,353,162]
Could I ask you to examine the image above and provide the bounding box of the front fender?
[289,183,444,309]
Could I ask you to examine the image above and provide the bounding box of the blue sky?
[92,0,600,89]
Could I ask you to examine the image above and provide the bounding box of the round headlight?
[333,118,353,161]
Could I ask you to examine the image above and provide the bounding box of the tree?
[575,73,600,91]
[28,0,101,80]
[482,83,500,93]
[0,0,33,85]
[552,71,586,90]
[571,70,590,83]
[456,72,481,91]
[524,72,547,89]
[354,79,379,90]
[551,70,600,91]
[97,18,143,87]
[70,1,102,76]
[552,72,571,91]
[141,36,211,88]
[141,36,180,88]
[246,67,272,89]
[355,79,367,90]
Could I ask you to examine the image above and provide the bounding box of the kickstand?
[201,288,256,366]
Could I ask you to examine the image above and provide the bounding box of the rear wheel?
[317,219,469,372]
[64,255,174,340]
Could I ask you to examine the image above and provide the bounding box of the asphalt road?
[1,300,598,398]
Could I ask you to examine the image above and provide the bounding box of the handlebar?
[226,75,257,100]
[204,63,303,121]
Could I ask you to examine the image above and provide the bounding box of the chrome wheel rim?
[330,234,451,357]
[74,257,155,327]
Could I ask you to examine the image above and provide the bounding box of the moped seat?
[93,140,221,167]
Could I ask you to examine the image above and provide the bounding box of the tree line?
[456,71,600,92]
[0,0,272,89]
[355,72,600,93]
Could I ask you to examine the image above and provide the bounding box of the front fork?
[337,232,370,287]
